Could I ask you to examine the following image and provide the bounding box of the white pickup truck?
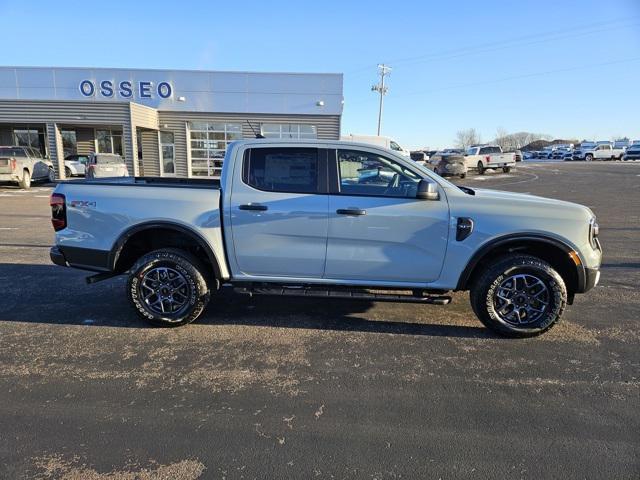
[573,143,626,161]
[49,139,602,337]
[465,145,517,174]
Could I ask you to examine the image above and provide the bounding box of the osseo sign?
[79,79,173,100]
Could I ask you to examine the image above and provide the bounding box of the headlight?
[589,217,600,249]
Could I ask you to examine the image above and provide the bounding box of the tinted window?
[245,148,319,194]
[337,149,420,198]
[12,147,27,157]
[389,141,402,151]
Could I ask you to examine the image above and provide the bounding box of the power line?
[399,57,640,97]
[345,16,639,75]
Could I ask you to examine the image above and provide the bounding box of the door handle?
[239,204,268,211]
[336,208,366,216]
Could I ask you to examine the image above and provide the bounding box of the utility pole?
[371,64,391,136]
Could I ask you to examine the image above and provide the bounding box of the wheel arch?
[109,221,222,283]
[457,234,585,297]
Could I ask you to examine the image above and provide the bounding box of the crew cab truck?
[574,143,625,161]
[0,146,56,188]
[49,139,602,337]
[464,145,516,174]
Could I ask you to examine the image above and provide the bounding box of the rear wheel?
[502,166,512,173]
[65,166,72,178]
[470,254,567,337]
[459,173,466,179]
[477,161,485,174]
[127,248,212,327]
[585,154,593,162]
[18,169,31,189]
[47,167,55,183]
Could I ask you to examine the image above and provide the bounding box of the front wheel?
[127,248,212,327]
[470,254,567,337]
[585,154,593,162]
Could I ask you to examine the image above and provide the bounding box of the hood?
[470,188,594,220]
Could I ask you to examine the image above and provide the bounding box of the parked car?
[0,146,55,188]
[433,154,467,178]
[572,143,597,160]
[49,138,602,337]
[574,143,625,161]
[64,154,89,177]
[85,153,129,178]
[552,148,571,160]
[409,150,429,166]
[622,144,640,161]
[522,151,535,160]
[341,134,410,156]
[464,145,516,174]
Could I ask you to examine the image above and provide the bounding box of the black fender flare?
[456,233,586,291]
[108,221,223,280]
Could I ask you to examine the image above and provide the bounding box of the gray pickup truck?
[0,146,56,188]
[49,139,602,337]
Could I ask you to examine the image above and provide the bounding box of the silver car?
[86,153,129,178]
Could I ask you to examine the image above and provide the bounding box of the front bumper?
[580,267,600,293]
[50,246,68,267]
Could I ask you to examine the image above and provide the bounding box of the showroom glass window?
[13,127,46,156]
[337,149,420,198]
[61,130,77,157]
[160,131,176,175]
[96,129,123,156]
[260,124,317,139]
[244,147,319,193]
[189,122,242,177]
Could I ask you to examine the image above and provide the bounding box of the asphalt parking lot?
[1,161,639,479]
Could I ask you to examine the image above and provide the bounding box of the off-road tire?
[18,169,31,189]
[503,166,512,173]
[127,248,211,327]
[469,254,567,337]
[477,161,485,174]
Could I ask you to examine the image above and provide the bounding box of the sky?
[1,0,639,148]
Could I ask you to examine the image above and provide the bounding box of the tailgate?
[0,156,13,174]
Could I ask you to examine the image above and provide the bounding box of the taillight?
[50,193,66,231]
[10,159,16,171]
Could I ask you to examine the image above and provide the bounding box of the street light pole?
[372,64,391,136]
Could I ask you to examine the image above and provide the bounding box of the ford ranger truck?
[49,139,602,337]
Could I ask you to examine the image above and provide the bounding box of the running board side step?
[234,286,452,305]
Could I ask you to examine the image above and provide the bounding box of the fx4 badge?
[70,200,96,208]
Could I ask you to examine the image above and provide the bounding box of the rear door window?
[244,147,320,194]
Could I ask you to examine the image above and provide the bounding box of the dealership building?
[0,66,343,178]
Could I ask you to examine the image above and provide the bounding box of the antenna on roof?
[246,120,265,139]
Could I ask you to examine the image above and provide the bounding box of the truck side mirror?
[417,179,439,200]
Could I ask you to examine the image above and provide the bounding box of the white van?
[340,134,410,156]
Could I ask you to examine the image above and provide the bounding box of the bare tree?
[495,127,509,150]
[455,128,481,150]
